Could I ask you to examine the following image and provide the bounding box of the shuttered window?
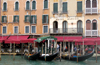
[3,2,7,11]
[13,16,19,22]
[77,1,82,13]
[44,0,48,9]
[14,26,18,33]
[15,2,19,11]
[32,1,36,10]
[26,1,30,10]
[25,15,30,22]
[2,16,7,23]
[25,26,29,33]
[3,26,7,34]
[53,3,58,13]
[63,2,67,13]
[31,15,37,24]
[42,15,48,24]
[43,26,48,33]
[31,26,36,33]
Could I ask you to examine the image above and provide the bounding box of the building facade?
[50,0,84,36]
[0,0,50,37]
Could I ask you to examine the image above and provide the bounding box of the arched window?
[53,21,58,33]
[86,0,91,8]
[32,1,36,10]
[92,19,97,30]
[92,0,97,8]
[63,21,67,33]
[3,2,7,11]
[26,1,30,10]
[77,20,82,33]
[86,20,91,30]
[44,0,48,9]
[15,2,19,11]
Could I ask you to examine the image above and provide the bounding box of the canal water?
[0,55,100,65]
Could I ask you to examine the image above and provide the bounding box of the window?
[62,2,67,13]
[13,16,19,22]
[25,26,29,33]
[3,26,7,34]
[77,1,82,13]
[92,0,97,7]
[2,16,7,23]
[31,15,37,24]
[15,2,19,11]
[43,26,48,33]
[42,15,48,24]
[31,26,36,33]
[25,15,30,22]
[86,0,91,8]
[26,1,30,10]
[53,3,58,13]
[14,26,18,33]
[3,2,7,11]
[86,20,91,30]
[92,20,97,30]
[32,1,36,10]
[44,0,48,9]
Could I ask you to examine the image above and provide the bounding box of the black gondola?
[24,52,40,60]
[62,50,94,61]
[38,52,59,61]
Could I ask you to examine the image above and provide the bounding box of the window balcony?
[85,30,98,36]
[49,28,83,34]
[85,8,98,14]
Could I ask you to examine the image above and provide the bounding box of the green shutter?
[13,16,15,22]
[4,3,7,11]
[18,16,19,22]
[15,2,18,10]
[42,15,44,23]
[63,2,67,13]
[32,1,36,9]
[30,16,33,23]
[46,15,48,23]
[77,1,82,12]
[26,1,30,10]
[2,16,4,22]
[35,15,37,24]
[44,0,48,9]
[53,3,58,13]
[25,15,27,22]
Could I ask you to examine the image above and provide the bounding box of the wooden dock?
[0,53,16,55]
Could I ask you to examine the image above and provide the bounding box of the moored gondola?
[24,52,40,60]
[38,52,59,61]
[62,49,94,61]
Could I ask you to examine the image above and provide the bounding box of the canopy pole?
[28,42,30,60]
[0,42,1,61]
[34,41,35,53]
[63,41,64,53]
[96,42,97,63]
[21,43,23,58]
[71,42,74,54]
[56,41,57,52]
[45,42,46,61]
[48,40,49,54]
[51,41,52,54]
[68,42,70,60]
[13,42,15,61]
[60,42,62,62]
[83,41,84,55]
[10,42,12,55]
[77,43,78,63]
[42,43,43,54]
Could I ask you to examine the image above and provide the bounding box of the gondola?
[62,49,94,61]
[38,52,59,61]
[24,52,41,60]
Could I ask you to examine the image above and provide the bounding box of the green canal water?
[0,55,100,65]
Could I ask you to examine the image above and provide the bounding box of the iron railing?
[86,8,98,14]
[86,30,98,36]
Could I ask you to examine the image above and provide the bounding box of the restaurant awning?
[0,36,8,43]
[5,35,29,44]
[55,36,82,42]
[21,38,37,43]
[35,36,57,43]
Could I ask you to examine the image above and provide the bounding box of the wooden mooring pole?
[13,42,15,60]
[45,42,46,61]
[60,42,62,62]
[68,42,70,60]
[77,43,78,62]
[96,42,97,63]
[0,42,1,61]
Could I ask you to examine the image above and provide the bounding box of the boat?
[62,49,94,61]
[24,52,41,60]
[38,52,59,61]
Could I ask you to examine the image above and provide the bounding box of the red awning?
[0,36,8,43]
[21,38,37,43]
[55,36,82,42]
[5,35,29,44]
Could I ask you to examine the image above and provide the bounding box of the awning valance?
[0,36,8,43]
[21,38,37,43]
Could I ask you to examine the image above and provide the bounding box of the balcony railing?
[86,30,98,36]
[49,28,83,34]
[86,7,98,14]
